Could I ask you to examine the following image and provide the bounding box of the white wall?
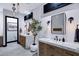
[32,3,79,43]
[40,16,51,38]
[0,12,3,36]
[65,9,79,42]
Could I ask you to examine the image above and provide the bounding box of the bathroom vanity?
[19,34,26,47]
[39,38,79,56]
[19,33,33,49]
[39,11,79,56]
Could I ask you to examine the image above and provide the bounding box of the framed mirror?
[51,13,66,34]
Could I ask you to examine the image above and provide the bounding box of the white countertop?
[20,33,32,37]
[39,38,79,53]
[20,33,26,37]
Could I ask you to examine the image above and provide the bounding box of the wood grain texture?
[39,42,79,56]
[19,35,26,47]
[0,36,3,47]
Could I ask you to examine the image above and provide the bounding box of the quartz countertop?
[39,38,79,53]
[20,33,26,37]
[20,33,32,37]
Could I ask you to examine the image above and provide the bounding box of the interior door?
[5,16,19,46]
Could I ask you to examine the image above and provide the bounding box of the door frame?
[5,16,19,46]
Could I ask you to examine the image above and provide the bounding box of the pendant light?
[12,3,20,16]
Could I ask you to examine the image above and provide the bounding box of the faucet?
[54,36,58,41]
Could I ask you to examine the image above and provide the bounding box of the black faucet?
[55,36,58,41]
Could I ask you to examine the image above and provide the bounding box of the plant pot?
[30,43,38,52]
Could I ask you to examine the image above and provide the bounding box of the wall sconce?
[47,21,50,25]
[20,28,22,33]
[68,17,74,23]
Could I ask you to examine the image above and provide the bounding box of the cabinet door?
[47,44,79,56]
[47,44,65,56]
[39,42,49,56]
[0,36,3,47]
[19,35,26,47]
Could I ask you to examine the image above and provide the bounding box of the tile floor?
[0,42,37,56]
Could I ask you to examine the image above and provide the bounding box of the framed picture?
[44,3,71,13]
[7,22,17,31]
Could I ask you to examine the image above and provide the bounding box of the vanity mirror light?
[51,13,66,34]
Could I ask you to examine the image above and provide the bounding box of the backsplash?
[51,34,65,41]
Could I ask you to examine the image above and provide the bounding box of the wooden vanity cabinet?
[0,36,3,47]
[19,35,26,47]
[39,42,79,56]
[39,42,49,56]
[47,45,65,56]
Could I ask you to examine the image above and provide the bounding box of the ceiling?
[0,3,44,14]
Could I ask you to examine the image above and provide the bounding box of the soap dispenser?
[62,37,65,42]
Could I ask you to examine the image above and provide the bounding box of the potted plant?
[29,18,42,51]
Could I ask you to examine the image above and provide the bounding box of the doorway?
[5,16,19,46]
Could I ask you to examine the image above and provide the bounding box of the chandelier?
[12,3,20,15]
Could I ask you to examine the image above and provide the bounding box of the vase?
[30,44,38,52]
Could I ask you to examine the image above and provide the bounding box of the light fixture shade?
[12,3,20,16]
[68,17,74,23]
[12,3,16,12]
